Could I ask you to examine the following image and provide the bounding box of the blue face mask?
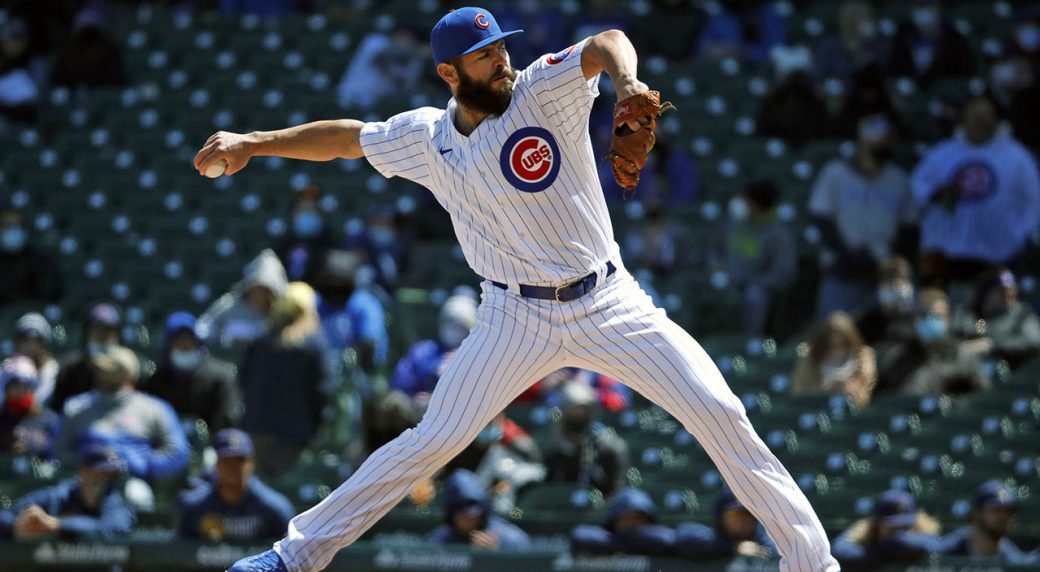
[169,349,203,372]
[369,227,396,248]
[916,315,947,343]
[293,212,323,238]
[2,226,27,253]
[475,425,503,445]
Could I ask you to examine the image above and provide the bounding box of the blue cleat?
[227,549,289,572]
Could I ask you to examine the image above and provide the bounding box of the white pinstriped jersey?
[359,38,619,287]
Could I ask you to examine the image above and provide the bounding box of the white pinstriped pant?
[274,265,840,572]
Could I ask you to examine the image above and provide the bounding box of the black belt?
[491,261,616,302]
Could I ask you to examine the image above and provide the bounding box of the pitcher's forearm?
[249,119,366,161]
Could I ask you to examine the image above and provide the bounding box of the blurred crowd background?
[1,0,1040,570]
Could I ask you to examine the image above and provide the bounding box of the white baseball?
[204,158,228,178]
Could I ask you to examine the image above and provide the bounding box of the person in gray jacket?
[198,249,288,348]
[58,346,189,481]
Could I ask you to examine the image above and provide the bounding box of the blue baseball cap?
[974,480,1018,510]
[80,443,126,472]
[214,429,254,459]
[874,489,918,527]
[431,7,523,65]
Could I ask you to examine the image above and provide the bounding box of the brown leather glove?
[608,90,676,195]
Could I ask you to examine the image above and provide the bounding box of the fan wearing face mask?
[887,0,974,87]
[276,185,337,284]
[876,288,990,396]
[0,356,60,459]
[715,181,797,336]
[954,268,1040,368]
[0,207,64,308]
[811,115,917,318]
[791,312,877,408]
[855,256,919,349]
[140,312,242,433]
[51,303,140,414]
[814,1,886,82]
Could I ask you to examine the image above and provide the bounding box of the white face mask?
[1,226,26,252]
[169,349,203,372]
[878,284,914,311]
[728,197,750,222]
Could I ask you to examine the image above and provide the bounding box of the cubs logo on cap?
[431,7,524,65]
[499,127,561,193]
[546,45,576,65]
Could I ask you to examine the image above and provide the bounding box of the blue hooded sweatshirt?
[427,469,530,550]
[673,489,776,560]
[570,488,676,556]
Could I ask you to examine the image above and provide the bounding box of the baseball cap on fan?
[431,7,523,65]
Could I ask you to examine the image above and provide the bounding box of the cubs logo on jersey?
[952,159,998,201]
[546,45,576,65]
[499,127,561,193]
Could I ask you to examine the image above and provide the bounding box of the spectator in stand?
[140,312,242,432]
[51,302,129,413]
[956,268,1040,368]
[544,381,629,496]
[361,205,411,294]
[427,469,530,550]
[888,0,974,87]
[276,185,338,284]
[624,197,690,275]
[0,356,60,458]
[49,3,127,90]
[911,95,1040,288]
[391,292,477,407]
[177,429,294,542]
[877,288,989,396]
[791,312,877,408]
[832,489,943,571]
[0,207,64,308]
[698,0,786,65]
[673,489,776,560]
[515,368,631,413]
[59,346,189,482]
[811,114,916,317]
[0,443,134,540]
[756,45,827,148]
[832,64,904,139]
[995,17,1040,150]
[13,312,59,406]
[938,480,1039,564]
[199,249,288,348]
[313,250,388,376]
[571,488,676,556]
[716,181,797,336]
[442,412,544,515]
[815,1,886,82]
[855,256,918,349]
[336,30,424,112]
[240,282,330,478]
[0,18,39,133]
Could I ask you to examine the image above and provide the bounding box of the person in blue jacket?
[832,489,944,570]
[673,488,776,559]
[427,469,530,550]
[570,488,676,556]
[177,429,295,542]
[938,480,1039,564]
[0,442,134,539]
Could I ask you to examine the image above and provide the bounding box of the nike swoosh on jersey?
[439,147,453,155]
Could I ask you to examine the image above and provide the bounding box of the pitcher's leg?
[275,294,564,572]
[567,275,839,572]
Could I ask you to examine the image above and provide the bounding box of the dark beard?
[455,65,515,117]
